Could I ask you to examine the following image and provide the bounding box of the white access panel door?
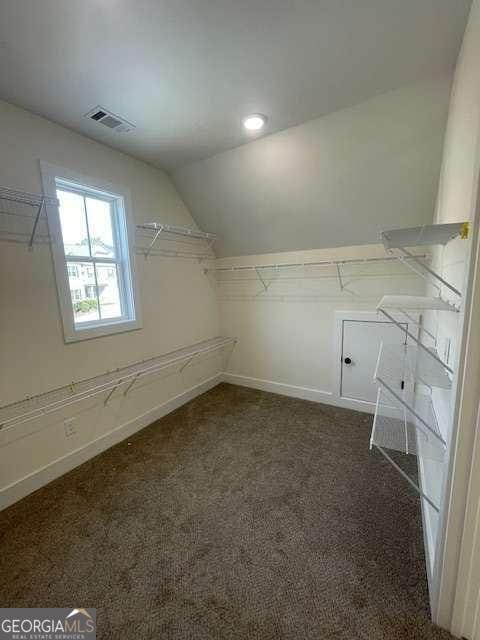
[341,320,408,404]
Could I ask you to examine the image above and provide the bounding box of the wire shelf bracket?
[374,444,439,512]
[29,196,46,249]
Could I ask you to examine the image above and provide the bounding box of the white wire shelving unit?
[205,254,429,294]
[0,186,218,263]
[370,222,468,511]
[381,222,468,297]
[0,186,58,248]
[371,389,445,512]
[377,295,458,374]
[136,222,217,259]
[0,336,236,445]
[370,342,449,512]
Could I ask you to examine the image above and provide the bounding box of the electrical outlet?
[64,417,77,438]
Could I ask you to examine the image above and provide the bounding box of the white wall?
[426,0,480,635]
[173,77,452,257]
[217,244,424,404]
[0,99,220,507]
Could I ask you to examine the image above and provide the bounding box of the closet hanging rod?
[137,222,217,241]
[206,254,429,273]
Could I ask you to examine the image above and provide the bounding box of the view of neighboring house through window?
[55,180,136,329]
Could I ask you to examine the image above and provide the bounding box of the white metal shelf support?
[374,444,440,512]
[399,247,461,297]
[336,264,344,290]
[179,353,197,373]
[144,226,164,259]
[254,267,271,293]
[29,196,45,249]
[122,373,141,398]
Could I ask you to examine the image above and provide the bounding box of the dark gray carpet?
[0,383,452,639]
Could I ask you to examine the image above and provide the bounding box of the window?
[41,163,141,342]
[70,289,83,302]
[67,265,79,278]
[84,284,97,299]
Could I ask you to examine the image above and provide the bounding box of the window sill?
[64,318,142,343]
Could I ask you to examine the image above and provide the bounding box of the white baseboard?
[221,372,374,413]
[222,372,333,403]
[0,373,222,511]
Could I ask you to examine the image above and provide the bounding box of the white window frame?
[40,161,142,343]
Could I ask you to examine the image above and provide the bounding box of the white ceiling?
[0,0,471,171]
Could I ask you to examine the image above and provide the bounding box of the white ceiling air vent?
[84,106,135,133]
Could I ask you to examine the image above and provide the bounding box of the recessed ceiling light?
[243,114,267,131]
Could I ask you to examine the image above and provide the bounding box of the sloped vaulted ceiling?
[172,77,453,256]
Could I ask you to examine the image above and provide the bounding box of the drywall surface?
[0,99,220,504]
[216,244,424,403]
[173,77,451,257]
[428,1,480,635]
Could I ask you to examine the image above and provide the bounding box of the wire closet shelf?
[381,222,468,297]
[0,337,236,442]
[370,222,468,511]
[136,222,217,259]
[0,186,58,247]
[205,254,430,294]
[0,185,218,261]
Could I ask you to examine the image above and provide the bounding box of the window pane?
[67,261,100,324]
[96,263,123,319]
[57,190,90,256]
[85,197,116,258]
